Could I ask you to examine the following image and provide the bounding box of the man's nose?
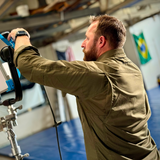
[81,40,85,48]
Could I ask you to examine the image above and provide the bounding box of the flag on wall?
[133,32,151,65]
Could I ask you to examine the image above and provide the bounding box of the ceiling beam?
[132,0,160,7]
[31,0,145,43]
[0,7,100,32]
[0,0,19,19]
[54,20,89,41]
[54,0,142,41]
[99,0,109,12]
[128,10,160,26]
[106,0,142,14]
[31,22,70,39]
[43,0,65,12]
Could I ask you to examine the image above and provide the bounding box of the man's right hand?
[7,28,31,51]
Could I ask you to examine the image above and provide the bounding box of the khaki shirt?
[14,46,160,160]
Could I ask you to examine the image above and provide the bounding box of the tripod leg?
[7,128,22,160]
[6,127,29,160]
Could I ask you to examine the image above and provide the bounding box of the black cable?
[41,85,63,160]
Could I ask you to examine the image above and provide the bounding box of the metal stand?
[0,41,30,159]
[0,105,29,160]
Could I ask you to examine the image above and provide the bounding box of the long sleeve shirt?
[14,45,160,160]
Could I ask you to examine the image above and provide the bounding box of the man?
[8,15,159,160]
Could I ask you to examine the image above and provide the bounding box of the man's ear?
[99,36,106,48]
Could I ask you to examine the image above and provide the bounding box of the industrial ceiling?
[0,0,160,47]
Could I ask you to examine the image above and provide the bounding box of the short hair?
[90,15,126,49]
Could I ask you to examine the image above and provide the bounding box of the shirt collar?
[96,48,126,62]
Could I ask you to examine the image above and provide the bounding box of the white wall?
[124,28,141,68]
[129,15,160,90]
[70,39,84,61]
[65,39,84,119]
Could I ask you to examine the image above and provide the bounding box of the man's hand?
[7,28,31,51]
[8,28,30,41]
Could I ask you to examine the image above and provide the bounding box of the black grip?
[1,31,10,39]
[0,46,22,106]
